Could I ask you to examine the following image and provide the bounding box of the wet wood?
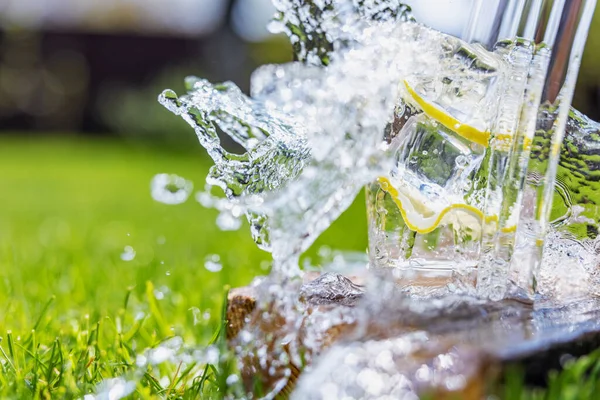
[226,273,600,398]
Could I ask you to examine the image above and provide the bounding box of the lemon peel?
[378,177,516,235]
[490,134,534,152]
[403,80,491,147]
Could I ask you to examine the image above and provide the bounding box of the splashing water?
[159,0,600,298]
[84,378,136,400]
[131,1,600,398]
[87,337,228,399]
[269,0,414,65]
[159,9,508,277]
[552,108,600,240]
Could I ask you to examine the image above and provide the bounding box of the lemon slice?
[387,82,522,236]
[378,177,485,234]
[378,177,517,236]
[403,80,491,147]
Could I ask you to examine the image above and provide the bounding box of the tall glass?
[366,0,596,297]
[506,0,597,298]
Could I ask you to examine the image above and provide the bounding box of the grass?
[501,349,600,400]
[0,135,598,398]
[0,135,366,398]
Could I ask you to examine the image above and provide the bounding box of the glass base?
[371,260,478,296]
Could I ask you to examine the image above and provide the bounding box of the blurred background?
[0,0,294,146]
[1,0,600,141]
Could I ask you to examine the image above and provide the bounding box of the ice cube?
[393,115,484,197]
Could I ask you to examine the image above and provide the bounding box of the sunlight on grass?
[0,137,268,397]
[0,136,368,397]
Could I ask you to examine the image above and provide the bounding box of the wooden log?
[226,273,600,398]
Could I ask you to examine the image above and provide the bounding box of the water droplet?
[135,355,147,368]
[151,173,193,205]
[260,260,271,271]
[147,337,182,365]
[226,374,240,385]
[205,346,220,364]
[455,155,469,168]
[318,245,332,258]
[216,210,242,231]
[165,270,170,276]
[159,376,170,388]
[153,289,164,300]
[204,254,223,272]
[87,378,136,400]
[120,246,136,261]
[189,307,201,325]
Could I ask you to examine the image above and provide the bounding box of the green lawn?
[0,135,368,398]
[0,136,599,399]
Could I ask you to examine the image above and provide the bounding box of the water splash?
[149,1,600,398]
[159,18,496,277]
[531,109,600,299]
[87,337,228,399]
[291,333,483,400]
[84,378,136,400]
[269,0,414,65]
[537,228,597,300]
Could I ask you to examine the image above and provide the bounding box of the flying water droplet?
[151,173,193,205]
[84,378,136,400]
[189,307,201,325]
[205,345,220,364]
[120,245,136,261]
[216,210,242,231]
[226,374,240,385]
[159,376,170,388]
[204,254,223,272]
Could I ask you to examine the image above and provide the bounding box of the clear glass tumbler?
[366,0,596,297]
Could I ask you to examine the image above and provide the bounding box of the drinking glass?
[366,0,596,298]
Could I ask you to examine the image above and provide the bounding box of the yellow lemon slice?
[378,177,517,236]
[403,80,491,147]
[378,176,486,234]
